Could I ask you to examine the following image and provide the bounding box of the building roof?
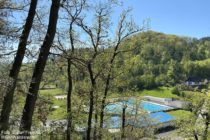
[186,77,202,82]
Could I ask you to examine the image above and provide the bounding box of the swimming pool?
[105,103,123,114]
[105,99,173,114]
[140,101,172,112]
[150,112,174,123]
[104,112,174,128]
[104,115,121,129]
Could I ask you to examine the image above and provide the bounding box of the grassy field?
[48,107,67,120]
[39,88,66,96]
[37,88,67,120]
[108,87,179,99]
[138,87,179,99]
[167,110,192,119]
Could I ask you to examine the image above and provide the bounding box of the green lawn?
[37,88,67,120]
[183,90,202,95]
[47,98,67,120]
[167,110,192,119]
[138,87,179,99]
[208,92,210,97]
[108,87,179,99]
[208,131,210,140]
[48,107,67,120]
[39,88,66,96]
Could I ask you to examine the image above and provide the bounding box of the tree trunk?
[99,53,117,139]
[193,131,199,140]
[18,0,60,137]
[67,58,73,140]
[98,74,110,139]
[93,112,98,140]
[93,95,98,140]
[203,117,209,140]
[121,105,127,139]
[99,74,110,126]
[87,63,95,140]
[0,0,38,134]
[66,12,75,140]
[87,90,94,140]
[203,120,209,140]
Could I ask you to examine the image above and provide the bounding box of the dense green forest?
[117,31,210,90]
[39,31,210,91]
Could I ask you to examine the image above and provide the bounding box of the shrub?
[171,86,180,96]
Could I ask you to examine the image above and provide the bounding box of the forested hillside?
[40,31,210,91]
[115,31,210,90]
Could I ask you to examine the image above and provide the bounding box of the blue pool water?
[140,101,172,112]
[150,112,174,123]
[105,100,172,114]
[104,115,121,129]
[105,103,122,114]
[105,102,135,114]
[104,112,174,128]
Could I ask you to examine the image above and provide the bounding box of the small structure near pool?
[52,105,60,109]
[185,77,207,86]
[54,95,67,100]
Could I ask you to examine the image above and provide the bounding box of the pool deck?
[144,96,186,109]
[107,96,186,109]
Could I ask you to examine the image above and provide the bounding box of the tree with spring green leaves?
[175,92,210,140]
